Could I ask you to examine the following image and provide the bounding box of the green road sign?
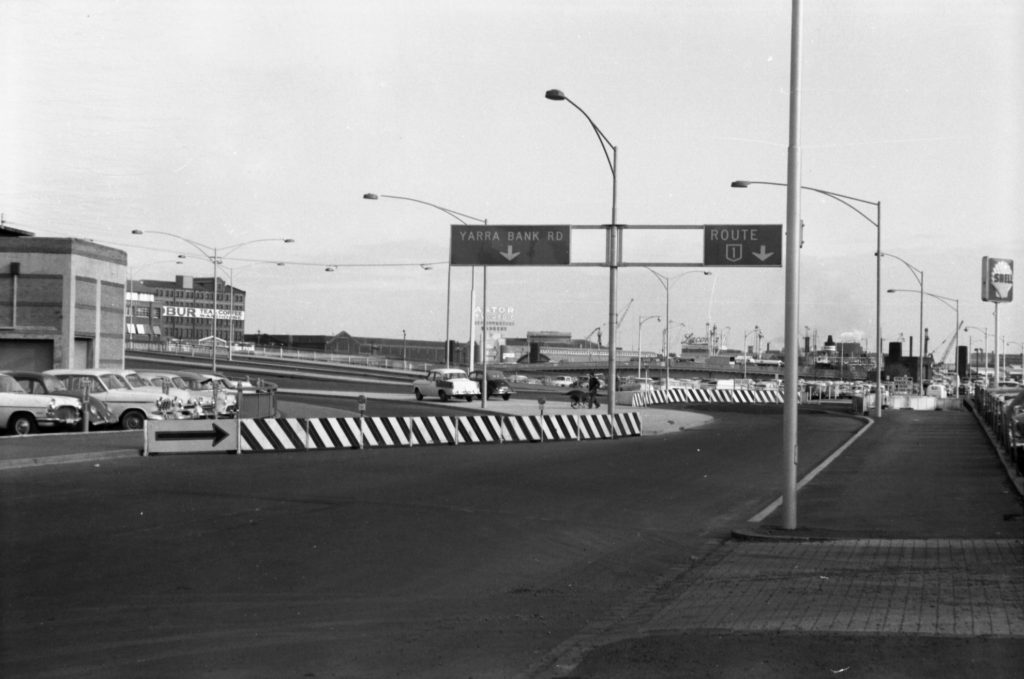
[703,224,783,267]
[450,225,571,266]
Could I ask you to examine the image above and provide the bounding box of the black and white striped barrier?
[630,388,784,407]
[228,411,642,453]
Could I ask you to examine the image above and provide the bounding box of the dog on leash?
[566,389,598,409]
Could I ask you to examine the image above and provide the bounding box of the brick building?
[1,227,127,370]
[127,275,246,346]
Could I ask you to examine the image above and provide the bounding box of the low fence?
[972,386,1023,477]
[144,411,642,455]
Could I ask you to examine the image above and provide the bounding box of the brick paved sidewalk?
[640,538,1024,637]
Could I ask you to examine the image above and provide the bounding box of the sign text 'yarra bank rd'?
[450,225,571,265]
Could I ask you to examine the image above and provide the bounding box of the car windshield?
[122,373,150,388]
[41,374,68,391]
[101,373,130,389]
[0,375,27,393]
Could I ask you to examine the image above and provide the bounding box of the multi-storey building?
[127,275,245,346]
[1,227,127,370]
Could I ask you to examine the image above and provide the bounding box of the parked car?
[0,373,83,434]
[468,370,514,400]
[137,371,213,417]
[112,369,202,419]
[545,375,577,388]
[175,371,237,417]
[45,369,168,430]
[3,371,116,429]
[412,368,481,402]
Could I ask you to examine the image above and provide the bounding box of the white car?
[114,369,201,418]
[0,374,83,434]
[46,369,168,430]
[413,368,481,402]
[545,375,577,388]
[138,371,212,417]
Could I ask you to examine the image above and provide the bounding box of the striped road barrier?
[229,412,640,453]
[632,388,784,407]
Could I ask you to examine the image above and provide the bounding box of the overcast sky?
[2,0,1021,357]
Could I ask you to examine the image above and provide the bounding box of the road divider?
[144,411,642,455]
[631,387,784,407]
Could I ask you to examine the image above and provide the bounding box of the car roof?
[47,368,117,375]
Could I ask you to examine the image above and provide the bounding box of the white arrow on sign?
[752,245,774,262]
[500,246,521,261]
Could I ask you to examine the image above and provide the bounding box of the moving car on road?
[413,367,481,402]
[468,370,514,400]
[0,373,83,435]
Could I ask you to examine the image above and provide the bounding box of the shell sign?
[981,257,1014,302]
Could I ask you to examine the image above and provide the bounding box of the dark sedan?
[468,369,514,400]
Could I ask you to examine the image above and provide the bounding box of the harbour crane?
[931,320,964,370]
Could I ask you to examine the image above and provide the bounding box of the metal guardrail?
[127,340,434,373]
[973,386,1024,477]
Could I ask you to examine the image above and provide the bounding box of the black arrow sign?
[154,422,230,447]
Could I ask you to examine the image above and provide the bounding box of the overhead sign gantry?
[450,224,782,268]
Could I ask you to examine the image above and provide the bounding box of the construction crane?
[615,297,634,329]
[931,320,964,369]
[584,326,603,348]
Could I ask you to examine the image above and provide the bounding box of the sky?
[2,0,1021,359]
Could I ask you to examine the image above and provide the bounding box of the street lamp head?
[362,193,379,200]
[284,238,295,243]
[131,229,144,234]
[544,89,566,101]
[325,266,336,272]
[730,181,752,188]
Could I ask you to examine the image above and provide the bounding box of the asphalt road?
[0,406,861,678]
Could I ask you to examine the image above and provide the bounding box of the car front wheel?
[439,391,450,402]
[414,389,424,401]
[465,395,474,402]
[502,394,511,400]
[9,413,38,435]
[120,410,146,430]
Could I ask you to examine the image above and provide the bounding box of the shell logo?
[982,257,1014,302]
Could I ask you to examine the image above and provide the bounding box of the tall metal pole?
[875,203,883,415]
[546,89,618,416]
[363,194,485,369]
[781,0,803,530]
[608,146,619,416]
[918,271,925,393]
[212,249,219,373]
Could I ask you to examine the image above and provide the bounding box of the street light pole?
[731,180,883,416]
[646,269,711,388]
[546,88,620,416]
[888,289,959,394]
[637,314,660,379]
[218,261,285,361]
[880,252,925,395]
[131,230,293,372]
[363,193,486,369]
